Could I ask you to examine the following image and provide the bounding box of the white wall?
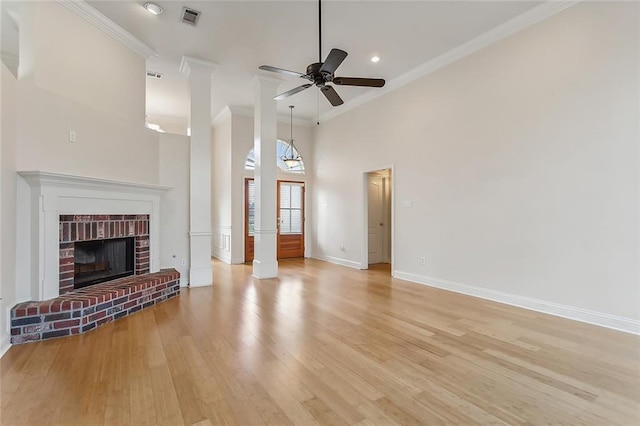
[158,133,190,286]
[15,2,158,184]
[311,2,639,330]
[211,111,233,263]
[1,63,18,355]
[230,113,254,263]
[19,2,143,122]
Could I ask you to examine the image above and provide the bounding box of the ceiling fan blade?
[320,49,348,74]
[333,77,386,88]
[320,85,344,106]
[259,65,306,78]
[274,84,313,101]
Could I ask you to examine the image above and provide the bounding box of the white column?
[180,56,218,287]
[252,76,281,278]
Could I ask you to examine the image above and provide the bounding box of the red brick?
[70,327,80,335]
[124,300,138,309]
[60,264,74,273]
[88,310,106,322]
[97,316,112,326]
[54,319,80,329]
[40,304,50,314]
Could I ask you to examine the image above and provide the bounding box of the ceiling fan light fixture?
[144,2,163,15]
[371,56,380,63]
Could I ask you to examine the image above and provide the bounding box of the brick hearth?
[10,269,180,344]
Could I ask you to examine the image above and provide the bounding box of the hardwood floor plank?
[1,258,638,425]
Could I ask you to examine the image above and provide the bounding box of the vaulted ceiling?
[86,1,541,125]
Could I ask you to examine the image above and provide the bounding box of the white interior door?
[368,175,384,264]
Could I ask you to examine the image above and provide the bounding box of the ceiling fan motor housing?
[306,63,331,85]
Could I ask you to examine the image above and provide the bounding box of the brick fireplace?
[58,214,151,294]
[11,172,177,345]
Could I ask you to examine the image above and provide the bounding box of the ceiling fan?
[258,0,385,107]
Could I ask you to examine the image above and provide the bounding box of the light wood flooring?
[2,259,639,425]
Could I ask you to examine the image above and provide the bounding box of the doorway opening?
[244,178,305,263]
[363,168,392,272]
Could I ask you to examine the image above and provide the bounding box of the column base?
[189,266,213,287]
[252,259,278,279]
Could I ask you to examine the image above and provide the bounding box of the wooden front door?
[244,178,255,263]
[245,179,305,262]
[277,181,305,259]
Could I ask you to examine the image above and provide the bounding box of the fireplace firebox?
[74,237,134,289]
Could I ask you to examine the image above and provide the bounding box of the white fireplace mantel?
[17,171,171,301]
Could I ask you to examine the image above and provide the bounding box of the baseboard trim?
[0,331,11,358]
[393,270,640,335]
[313,255,363,270]
[212,252,232,264]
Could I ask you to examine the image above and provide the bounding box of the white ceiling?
[85,1,541,126]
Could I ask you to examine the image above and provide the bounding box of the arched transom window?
[245,140,305,174]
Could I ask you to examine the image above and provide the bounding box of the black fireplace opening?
[74,237,135,289]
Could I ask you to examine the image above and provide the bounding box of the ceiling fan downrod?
[318,0,322,63]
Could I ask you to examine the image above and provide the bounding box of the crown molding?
[212,106,233,127]
[179,56,219,77]
[213,105,313,128]
[57,0,157,59]
[319,0,579,123]
[251,74,284,89]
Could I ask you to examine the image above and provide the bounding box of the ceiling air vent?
[181,7,201,26]
[146,71,164,79]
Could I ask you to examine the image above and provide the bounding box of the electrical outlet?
[339,244,345,251]
[69,130,76,143]
[420,256,426,265]
[181,258,186,266]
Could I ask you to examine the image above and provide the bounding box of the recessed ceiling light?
[371,56,380,63]
[144,2,163,15]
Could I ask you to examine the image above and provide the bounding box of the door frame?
[244,177,307,262]
[277,180,306,259]
[361,165,394,271]
[244,177,254,263]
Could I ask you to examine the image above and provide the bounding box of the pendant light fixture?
[282,105,302,168]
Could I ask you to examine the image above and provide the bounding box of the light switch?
[69,130,76,143]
